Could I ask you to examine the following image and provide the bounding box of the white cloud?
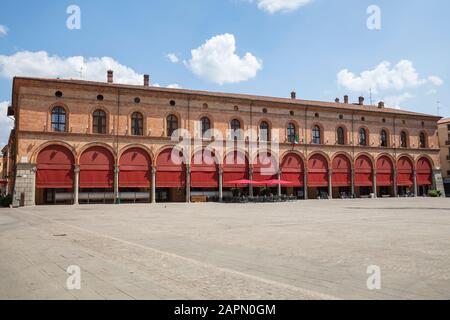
[426,89,437,96]
[0,101,13,146]
[337,60,444,96]
[383,93,414,109]
[151,83,182,89]
[0,51,144,85]
[185,33,262,85]
[428,75,443,86]
[167,84,182,89]
[336,60,435,94]
[167,53,179,63]
[0,25,8,36]
[253,0,313,14]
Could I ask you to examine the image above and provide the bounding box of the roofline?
[12,76,442,120]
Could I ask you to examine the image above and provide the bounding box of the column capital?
[152,166,157,174]
[114,164,120,173]
[74,165,80,173]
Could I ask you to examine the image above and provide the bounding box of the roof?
[12,76,442,120]
[438,118,450,124]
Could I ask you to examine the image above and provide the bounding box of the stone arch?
[397,155,414,187]
[31,141,76,164]
[376,154,394,187]
[36,144,75,189]
[416,156,433,186]
[119,147,152,188]
[281,152,305,187]
[79,145,115,189]
[77,142,116,165]
[331,153,352,187]
[354,154,374,187]
[308,152,329,187]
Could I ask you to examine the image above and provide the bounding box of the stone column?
[218,167,223,202]
[151,167,156,204]
[413,169,418,197]
[432,169,445,196]
[277,170,282,197]
[351,168,355,199]
[393,169,398,197]
[114,164,120,204]
[73,165,80,205]
[328,169,333,199]
[372,169,377,198]
[303,168,308,200]
[12,164,37,207]
[249,167,254,197]
[186,166,191,203]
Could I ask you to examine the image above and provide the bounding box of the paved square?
[1,198,449,300]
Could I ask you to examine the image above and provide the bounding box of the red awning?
[119,148,151,188]
[156,148,186,188]
[79,146,114,189]
[36,145,74,189]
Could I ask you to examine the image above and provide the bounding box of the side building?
[437,118,450,196]
[4,72,445,206]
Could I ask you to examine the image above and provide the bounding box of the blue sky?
[0,0,449,145]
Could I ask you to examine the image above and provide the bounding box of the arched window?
[419,132,427,148]
[337,127,345,145]
[131,112,144,136]
[167,114,178,137]
[400,131,408,148]
[200,117,211,138]
[380,129,388,147]
[287,123,296,143]
[260,121,270,141]
[359,128,367,146]
[51,107,66,132]
[230,119,241,140]
[93,109,107,134]
[312,125,321,144]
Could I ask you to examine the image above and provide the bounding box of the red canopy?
[225,179,259,185]
[265,179,293,186]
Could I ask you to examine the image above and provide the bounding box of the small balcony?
[446,140,450,146]
[447,155,450,161]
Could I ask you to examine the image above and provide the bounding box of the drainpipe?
[115,88,121,204]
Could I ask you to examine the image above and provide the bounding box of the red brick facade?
[5,75,444,206]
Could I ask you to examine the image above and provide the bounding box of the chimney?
[335,98,340,103]
[344,95,349,104]
[378,101,385,109]
[291,91,296,99]
[358,96,365,105]
[107,70,113,83]
[143,74,150,86]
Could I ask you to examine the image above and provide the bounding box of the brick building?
[4,72,445,206]
[437,118,450,196]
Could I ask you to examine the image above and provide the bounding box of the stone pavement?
[1,198,449,300]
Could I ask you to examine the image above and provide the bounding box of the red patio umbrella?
[225,179,259,186]
[265,179,293,186]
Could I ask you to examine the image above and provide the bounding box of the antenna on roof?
[437,101,441,116]
[369,88,373,105]
[79,66,83,79]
